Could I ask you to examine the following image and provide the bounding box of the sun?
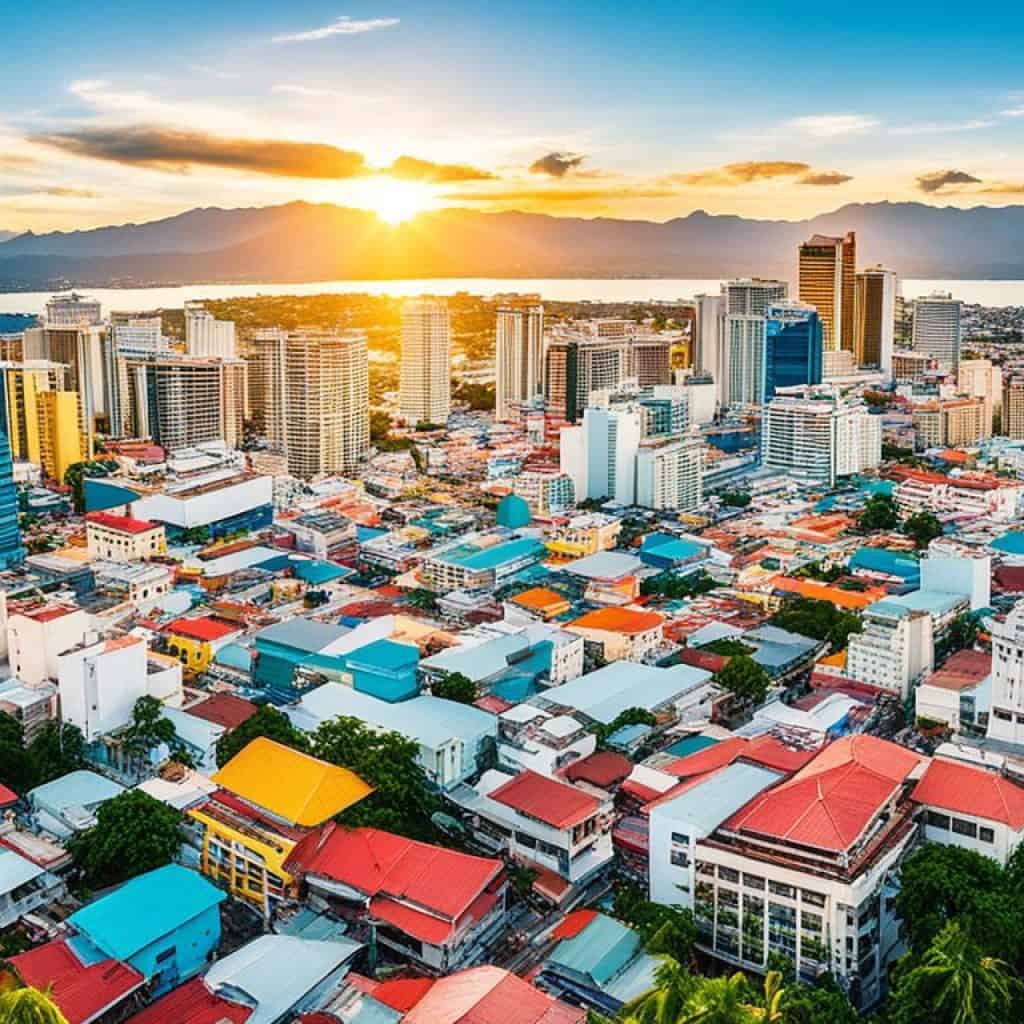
[347,178,436,224]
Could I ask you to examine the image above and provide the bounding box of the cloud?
[443,185,677,203]
[0,154,37,171]
[787,114,879,137]
[273,15,399,44]
[978,182,1024,194]
[385,155,495,183]
[893,119,996,135]
[32,126,370,179]
[41,186,100,198]
[916,169,982,193]
[529,152,586,177]
[675,161,812,186]
[799,170,853,186]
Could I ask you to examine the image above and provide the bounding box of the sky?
[4,1,1024,232]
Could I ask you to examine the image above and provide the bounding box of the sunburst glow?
[347,178,435,224]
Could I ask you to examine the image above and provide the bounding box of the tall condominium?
[184,301,237,359]
[0,372,24,569]
[245,329,288,444]
[912,292,962,371]
[1003,378,1024,439]
[958,359,1002,431]
[723,278,788,316]
[111,316,170,357]
[284,331,369,479]
[545,320,633,423]
[495,302,544,421]
[763,304,823,400]
[798,232,856,352]
[631,332,675,388]
[400,297,451,426]
[854,266,898,375]
[559,405,642,505]
[723,316,766,409]
[762,386,881,487]
[636,433,703,512]
[2,364,82,482]
[128,359,228,451]
[694,293,724,382]
[44,292,102,327]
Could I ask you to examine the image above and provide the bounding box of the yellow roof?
[213,737,373,827]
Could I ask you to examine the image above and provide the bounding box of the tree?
[769,598,861,651]
[887,922,1022,1024]
[407,588,439,614]
[432,672,478,704]
[26,723,85,788]
[592,708,658,749]
[717,490,752,508]
[214,705,308,768]
[681,971,756,1024]
[370,409,394,441]
[903,510,943,549]
[62,462,87,515]
[619,957,698,1024]
[120,697,176,761]
[857,493,900,532]
[67,790,182,889]
[943,613,980,656]
[778,975,858,1024]
[714,655,770,709]
[612,882,697,965]
[0,715,31,795]
[0,987,70,1024]
[311,716,439,839]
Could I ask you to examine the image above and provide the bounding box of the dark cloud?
[385,155,494,183]
[32,126,370,179]
[916,169,982,193]
[529,152,586,177]
[799,171,853,186]
[443,185,677,202]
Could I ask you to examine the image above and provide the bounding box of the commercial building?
[560,405,642,505]
[2,362,83,481]
[420,533,546,592]
[1003,376,1024,439]
[723,315,766,408]
[112,316,169,357]
[957,359,1001,431]
[400,297,451,425]
[694,293,724,383]
[912,292,962,371]
[635,433,704,512]
[763,304,823,400]
[245,328,287,443]
[911,397,989,450]
[44,292,102,326]
[85,510,166,562]
[184,301,236,358]
[845,599,935,699]
[724,279,789,316]
[565,607,665,663]
[0,372,26,568]
[892,350,936,385]
[513,468,576,515]
[761,388,881,487]
[986,602,1024,746]
[496,301,544,421]
[854,266,898,374]
[798,232,856,352]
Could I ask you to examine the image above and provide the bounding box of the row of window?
[925,810,995,843]
[694,861,825,904]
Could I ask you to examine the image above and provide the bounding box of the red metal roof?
[744,736,820,774]
[285,824,503,920]
[370,895,457,945]
[12,939,145,1024]
[186,693,259,730]
[347,974,439,1014]
[127,977,252,1024]
[912,758,1024,829]
[563,751,632,788]
[164,616,238,642]
[922,649,992,692]
[724,736,923,852]
[488,770,601,829]
[85,511,160,535]
[0,783,17,805]
[663,737,749,779]
[551,909,598,941]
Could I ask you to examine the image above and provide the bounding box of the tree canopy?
[214,705,308,768]
[769,597,862,650]
[857,493,900,532]
[612,882,697,965]
[903,510,943,549]
[713,655,770,709]
[432,672,478,705]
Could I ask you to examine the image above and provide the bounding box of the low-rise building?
[564,607,665,663]
[497,704,596,777]
[419,533,546,592]
[6,602,87,686]
[85,511,166,562]
[28,770,125,839]
[0,847,66,929]
[914,649,991,733]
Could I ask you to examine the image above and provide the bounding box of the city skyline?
[4,2,1024,232]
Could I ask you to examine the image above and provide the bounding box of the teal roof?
[641,533,704,562]
[441,536,544,572]
[849,547,920,580]
[70,865,224,961]
[496,494,531,528]
[550,913,642,985]
[664,734,719,758]
[292,560,353,585]
[214,642,253,672]
[346,638,419,671]
[883,589,965,615]
[993,531,1024,555]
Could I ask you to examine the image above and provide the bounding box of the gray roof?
[650,761,781,834]
[562,551,642,581]
[28,770,125,812]
[421,633,532,682]
[0,847,44,895]
[257,617,349,653]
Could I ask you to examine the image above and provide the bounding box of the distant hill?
[1,200,1023,288]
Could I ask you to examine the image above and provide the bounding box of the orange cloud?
[385,155,494,183]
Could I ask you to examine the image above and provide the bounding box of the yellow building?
[798,232,856,353]
[38,390,83,482]
[188,738,373,915]
[163,615,239,675]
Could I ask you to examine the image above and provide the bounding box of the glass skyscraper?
[764,304,824,400]
[0,372,26,568]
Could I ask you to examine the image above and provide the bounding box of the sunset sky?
[5,2,1024,232]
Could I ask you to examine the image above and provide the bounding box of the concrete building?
[1003,376,1024,440]
[635,433,703,511]
[761,388,881,487]
[496,302,544,421]
[44,292,101,326]
[560,405,642,505]
[85,511,166,562]
[512,468,576,515]
[400,297,450,426]
[565,607,664,663]
[893,350,936,385]
[798,232,856,353]
[912,397,989,450]
[694,293,724,386]
[763,303,823,400]
[854,266,897,375]
[245,328,287,443]
[184,301,236,358]
[986,602,1024,746]
[723,315,766,408]
[419,533,546,592]
[2,362,83,481]
[957,359,1001,431]
[112,316,169,357]
[845,599,934,699]
[723,279,788,316]
[127,359,229,451]
[7,603,87,685]
[545,320,634,424]
[0,370,23,569]
[912,292,962,371]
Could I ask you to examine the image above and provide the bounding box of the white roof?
[0,847,44,895]
[541,715,582,739]
[562,551,642,581]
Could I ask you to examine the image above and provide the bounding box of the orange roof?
[922,649,991,692]
[912,758,1024,829]
[817,650,847,669]
[568,607,664,634]
[510,587,570,613]
[774,577,886,610]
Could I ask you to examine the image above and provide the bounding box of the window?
[744,874,766,890]
[979,826,995,843]
[719,867,740,884]
[769,881,795,898]
[952,818,978,838]
[926,811,951,830]
[671,849,689,868]
[671,831,690,845]
[155,946,176,964]
[801,889,826,907]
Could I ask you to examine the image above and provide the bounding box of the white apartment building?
[113,317,169,357]
[512,469,575,515]
[723,315,765,408]
[400,297,451,425]
[497,705,597,778]
[635,433,703,511]
[723,279,789,316]
[495,303,544,421]
[184,302,237,359]
[845,600,934,699]
[987,602,1024,746]
[912,293,962,371]
[85,511,166,562]
[560,405,642,505]
[761,388,881,487]
[694,293,724,389]
[920,538,991,611]
[690,736,922,1010]
[44,292,102,327]
[7,603,88,686]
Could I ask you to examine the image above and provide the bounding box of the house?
[28,770,125,839]
[85,511,166,563]
[496,704,596,778]
[912,757,1024,867]
[163,615,241,675]
[127,934,364,1024]
[68,864,225,997]
[504,587,573,622]
[285,823,507,972]
[564,607,665,663]
[6,602,88,685]
[0,846,67,929]
[187,738,373,915]
[286,685,497,791]
[537,909,659,1015]
[449,769,614,902]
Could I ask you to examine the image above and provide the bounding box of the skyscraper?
[184,302,237,359]
[855,266,898,375]
[798,232,856,352]
[495,302,544,421]
[694,293,724,382]
[245,329,288,444]
[400,297,450,426]
[545,320,633,423]
[912,292,962,371]
[284,331,369,478]
[2,363,82,482]
[44,292,102,327]
[723,279,788,315]
[764,304,823,400]
[723,316,766,408]
[636,433,703,512]
[559,405,642,504]
[129,359,226,451]
[0,371,25,569]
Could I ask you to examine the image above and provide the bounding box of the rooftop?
[488,770,601,829]
[922,649,992,692]
[164,615,238,642]
[912,758,1024,829]
[561,551,642,581]
[85,511,160,535]
[436,536,545,572]
[185,693,259,730]
[569,607,664,635]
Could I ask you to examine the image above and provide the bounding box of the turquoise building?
[0,372,25,569]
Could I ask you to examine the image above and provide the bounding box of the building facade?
[798,232,856,352]
[854,266,897,375]
[400,297,451,426]
[495,302,544,421]
[763,304,823,400]
[912,293,962,371]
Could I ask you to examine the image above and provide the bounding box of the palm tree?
[621,966,756,1024]
[681,972,756,1024]
[0,962,69,1024]
[749,972,785,1023]
[620,957,698,1023]
[893,921,1021,1024]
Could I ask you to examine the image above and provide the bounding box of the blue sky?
[3,2,1024,230]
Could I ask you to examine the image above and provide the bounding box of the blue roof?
[214,642,253,672]
[441,536,544,571]
[652,761,782,834]
[346,638,419,671]
[292,559,352,585]
[550,913,642,985]
[664,734,719,758]
[883,589,965,615]
[849,547,920,580]
[29,770,124,810]
[357,525,388,543]
[640,533,705,563]
[70,865,224,961]
[993,531,1024,555]
[496,494,531,528]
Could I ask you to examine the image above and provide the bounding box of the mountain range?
[1,200,1022,288]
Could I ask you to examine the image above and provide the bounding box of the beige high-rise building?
[798,232,856,353]
[495,302,544,421]
[219,360,247,450]
[244,329,288,444]
[400,297,450,426]
[855,266,897,374]
[283,331,369,479]
[958,359,1002,432]
[912,398,989,450]
[1003,378,1024,440]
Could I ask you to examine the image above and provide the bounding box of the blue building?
[764,304,823,400]
[0,372,25,569]
[68,864,224,996]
